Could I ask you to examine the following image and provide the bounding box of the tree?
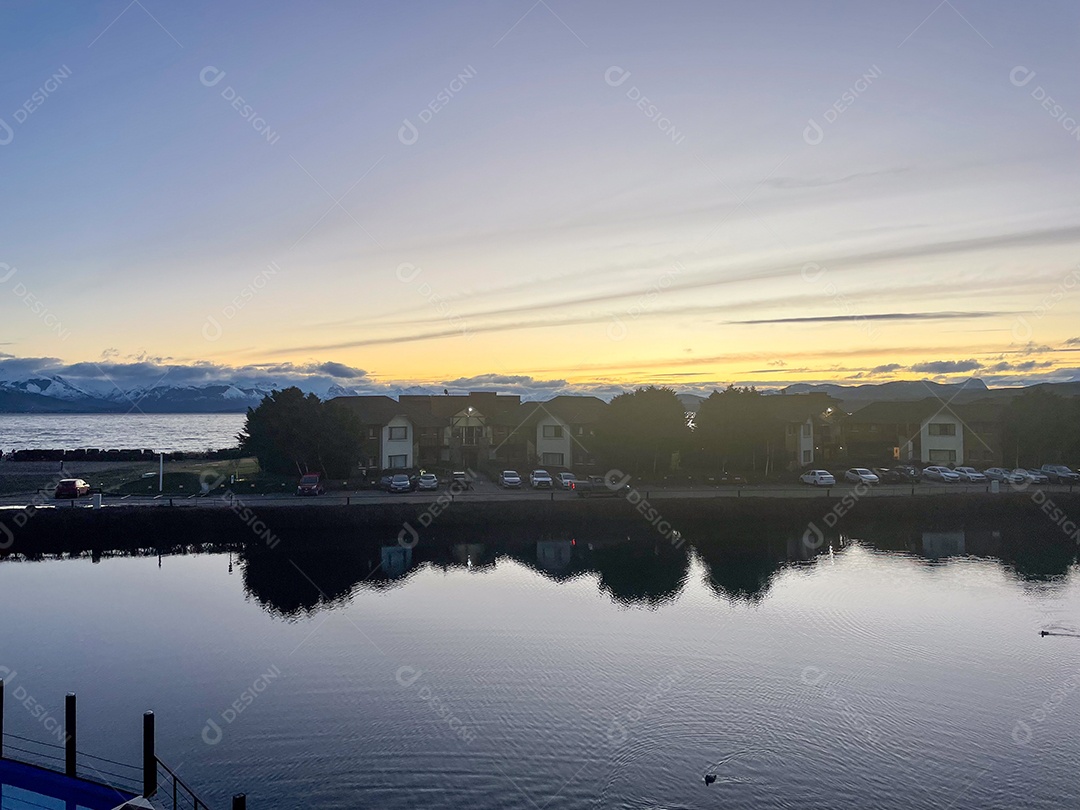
[595,386,689,475]
[1003,390,1080,467]
[694,386,778,472]
[239,387,327,476]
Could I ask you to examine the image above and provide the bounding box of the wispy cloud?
[728,311,1005,325]
[910,359,983,374]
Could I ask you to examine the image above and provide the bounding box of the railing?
[0,684,247,809]
[156,756,213,810]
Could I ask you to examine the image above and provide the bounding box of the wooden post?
[142,711,156,797]
[65,693,76,777]
[232,794,247,810]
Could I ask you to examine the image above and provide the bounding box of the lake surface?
[0,413,246,453]
[1,526,1078,809]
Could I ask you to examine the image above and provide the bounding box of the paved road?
[1,479,1073,510]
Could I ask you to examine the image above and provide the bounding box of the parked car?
[923,466,961,483]
[1041,464,1080,484]
[1017,468,1050,485]
[844,467,879,485]
[295,473,324,496]
[500,470,522,488]
[55,478,90,498]
[953,466,987,483]
[530,469,553,488]
[416,472,440,491]
[554,472,577,490]
[800,469,835,487]
[376,474,394,491]
[389,473,414,493]
[984,467,1026,485]
[893,464,922,482]
[571,474,631,498]
[872,467,909,484]
[451,470,473,490]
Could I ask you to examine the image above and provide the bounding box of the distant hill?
[778,378,1080,411]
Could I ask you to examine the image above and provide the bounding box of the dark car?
[892,465,922,483]
[873,467,908,484]
[296,473,324,496]
[55,478,91,499]
[389,473,414,493]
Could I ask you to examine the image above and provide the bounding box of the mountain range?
[1,375,1078,414]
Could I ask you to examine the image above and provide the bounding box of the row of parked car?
[498,469,577,489]
[799,464,1080,487]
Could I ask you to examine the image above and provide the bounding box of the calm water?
[1,528,1078,809]
[0,413,246,453]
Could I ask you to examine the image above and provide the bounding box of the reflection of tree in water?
[234,519,1078,617]
[589,541,690,608]
[240,540,421,618]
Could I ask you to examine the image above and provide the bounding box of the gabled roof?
[489,396,608,429]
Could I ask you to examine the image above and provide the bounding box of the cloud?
[728,312,1004,326]
[870,363,903,374]
[989,360,1054,372]
[910,359,983,374]
[1066,337,1080,346]
[315,361,367,378]
[764,167,910,189]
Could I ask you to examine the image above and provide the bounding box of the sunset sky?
[2,0,1079,398]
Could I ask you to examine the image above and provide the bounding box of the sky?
[2,0,1080,399]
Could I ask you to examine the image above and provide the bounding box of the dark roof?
[328,395,445,427]
[846,398,949,425]
[400,391,521,419]
[489,397,608,429]
[760,392,839,422]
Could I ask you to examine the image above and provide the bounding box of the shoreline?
[3,491,1078,555]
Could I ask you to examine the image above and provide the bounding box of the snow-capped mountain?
[0,377,280,413]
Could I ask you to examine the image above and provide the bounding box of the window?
[575,426,584,436]
[802,449,812,464]
[388,426,408,441]
[458,426,482,445]
[388,454,408,468]
[542,424,564,439]
[928,423,956,436]
[367,427,377,439]
[801,423,811,438]
[542,452,564,466]
[929,449,956,463]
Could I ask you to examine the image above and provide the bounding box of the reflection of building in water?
[381,545,414,577]
[537,539,574,572]
[452,543,486,569]
[921,531,965,558]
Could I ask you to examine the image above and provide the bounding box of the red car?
[296,473,325,496]
[55,479,91,499]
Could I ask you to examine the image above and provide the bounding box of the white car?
[416,473,439,491]
[500,470,522,488]
[800,469,835,487]
[923,466,960,483]
[844,467,879,485]
[953,466,987,483]
[555,472,577,490]
[530,469,553,488]
[1018,468,1049,485]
